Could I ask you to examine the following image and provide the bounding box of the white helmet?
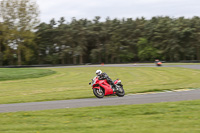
[96,70,102,76]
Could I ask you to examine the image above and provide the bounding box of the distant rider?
[95,70,117,92]
[155,59,162,66]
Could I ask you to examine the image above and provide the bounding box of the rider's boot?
[112,84,118,92]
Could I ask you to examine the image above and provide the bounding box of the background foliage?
[1,0,200,65]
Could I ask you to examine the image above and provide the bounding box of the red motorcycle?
[89,76,125,98]
[156,61,162,66]
[155,59,162,66]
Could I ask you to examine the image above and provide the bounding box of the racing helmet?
[96,70,102,76]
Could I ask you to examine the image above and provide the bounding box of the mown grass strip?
[0,68,56,81]
[0,100,199,133]
[0,67,200,104]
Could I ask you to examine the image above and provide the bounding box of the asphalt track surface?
[0,64,200,113]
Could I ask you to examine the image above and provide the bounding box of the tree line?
[1,0,200,66]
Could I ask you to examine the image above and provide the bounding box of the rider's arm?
[102,73,109,79]
[99,73,106,80]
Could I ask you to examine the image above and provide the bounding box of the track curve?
[0,89,200,113]
[0,64,200,113]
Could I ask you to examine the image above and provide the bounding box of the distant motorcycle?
[89,76,125,98]
[156,61,162,66]
[155,59,162,66]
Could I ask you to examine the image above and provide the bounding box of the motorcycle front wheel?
[93,88,104,98]
[116,86,125,97]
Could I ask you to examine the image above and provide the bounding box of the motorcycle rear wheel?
[116,86,125,97]
[93,88,104,98]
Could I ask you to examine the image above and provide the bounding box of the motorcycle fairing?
[98,80,114,95]
[114,79,119,84]
[92,86,100,90]
[92,79,114,95]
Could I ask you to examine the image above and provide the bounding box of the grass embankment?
[0,67,200,104]
[0,100,200,133]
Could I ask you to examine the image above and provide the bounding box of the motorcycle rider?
[155,59,162,66]
[95,70,117,92]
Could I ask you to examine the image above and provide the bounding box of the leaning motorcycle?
[156,61,162,66]
[89,76,125,98]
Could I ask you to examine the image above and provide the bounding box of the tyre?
[93,88,104,98]
[116,86,125,97]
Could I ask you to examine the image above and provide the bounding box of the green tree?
[0,0,40,65]
[191,16,200,60]
[137,38,160,61]
[0,23,7,65]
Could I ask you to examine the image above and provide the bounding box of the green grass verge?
[0,100,200,133]
[0,68,56,81]
[163,63,200,65]
[0,67,200,104]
